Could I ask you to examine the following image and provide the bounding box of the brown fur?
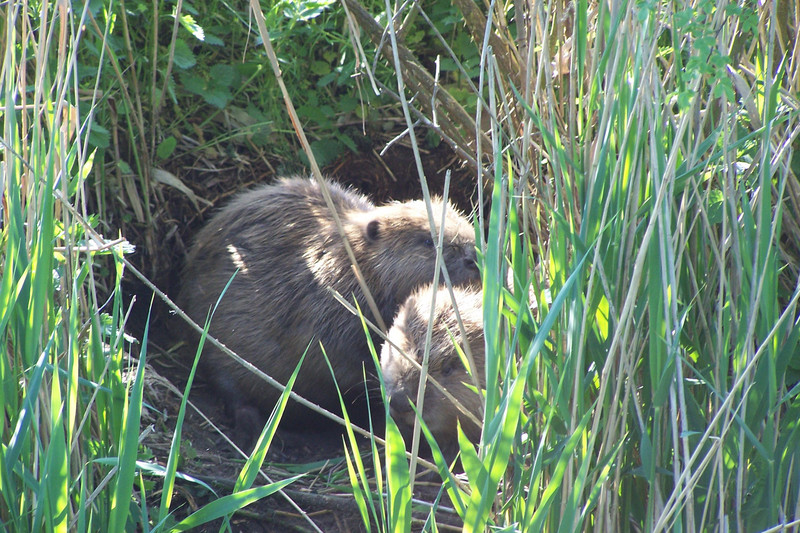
[177,177,479,432]
[380,284,484,460]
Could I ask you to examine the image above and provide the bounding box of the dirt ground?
[129,140,479,532]
[140,352,464,532]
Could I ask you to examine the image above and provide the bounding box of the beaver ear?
[365,219,381,241]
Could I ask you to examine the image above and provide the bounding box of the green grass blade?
[385,418,411,533]
[234,348,304,492]
[169,476,302,532]
[6,335,54,468]
[41,364,70,533]
[529,404,595,531]
[159,272,239,523]
[108,309,151,533]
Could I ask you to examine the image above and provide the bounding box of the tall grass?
[340,0,800,530]
[0,3,303,532]
[1,3,141,530]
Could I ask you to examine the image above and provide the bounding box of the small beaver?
[178,177,479,436]
[380,284,484,460]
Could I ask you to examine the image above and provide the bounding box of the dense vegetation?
[2,0,799,531]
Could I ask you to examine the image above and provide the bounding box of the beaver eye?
[441,360,457,377]
[421,236,434,248]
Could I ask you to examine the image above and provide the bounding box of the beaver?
[380,283,484,460]
[177,177,479,436]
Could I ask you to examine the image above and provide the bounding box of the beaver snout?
[463,253,479,275]
[447,247,480,286]
[386,380,418,430]
[388,390,415,415]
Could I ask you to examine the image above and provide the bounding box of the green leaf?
[109,311,150,533]
[202,87,232,109]
[301,139,345,167]
[179,72,204,94]
[172,39,196,70]
[156,136,177,160]
[310,60,331,76]
[179,13,204,41]
[170,477,301,532]
[209,64,239,87]
[706,188,724,225]
[88,122,110,149]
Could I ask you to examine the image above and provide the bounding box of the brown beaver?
[177,177,479,436]
[380,283,484,460]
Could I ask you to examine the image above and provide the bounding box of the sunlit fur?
[380,284,484,460]
[177,177,479,432]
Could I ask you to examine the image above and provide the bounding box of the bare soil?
[141,350,463,532]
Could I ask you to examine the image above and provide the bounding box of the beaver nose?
[388,393,414,414]
[462,250,480,282]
